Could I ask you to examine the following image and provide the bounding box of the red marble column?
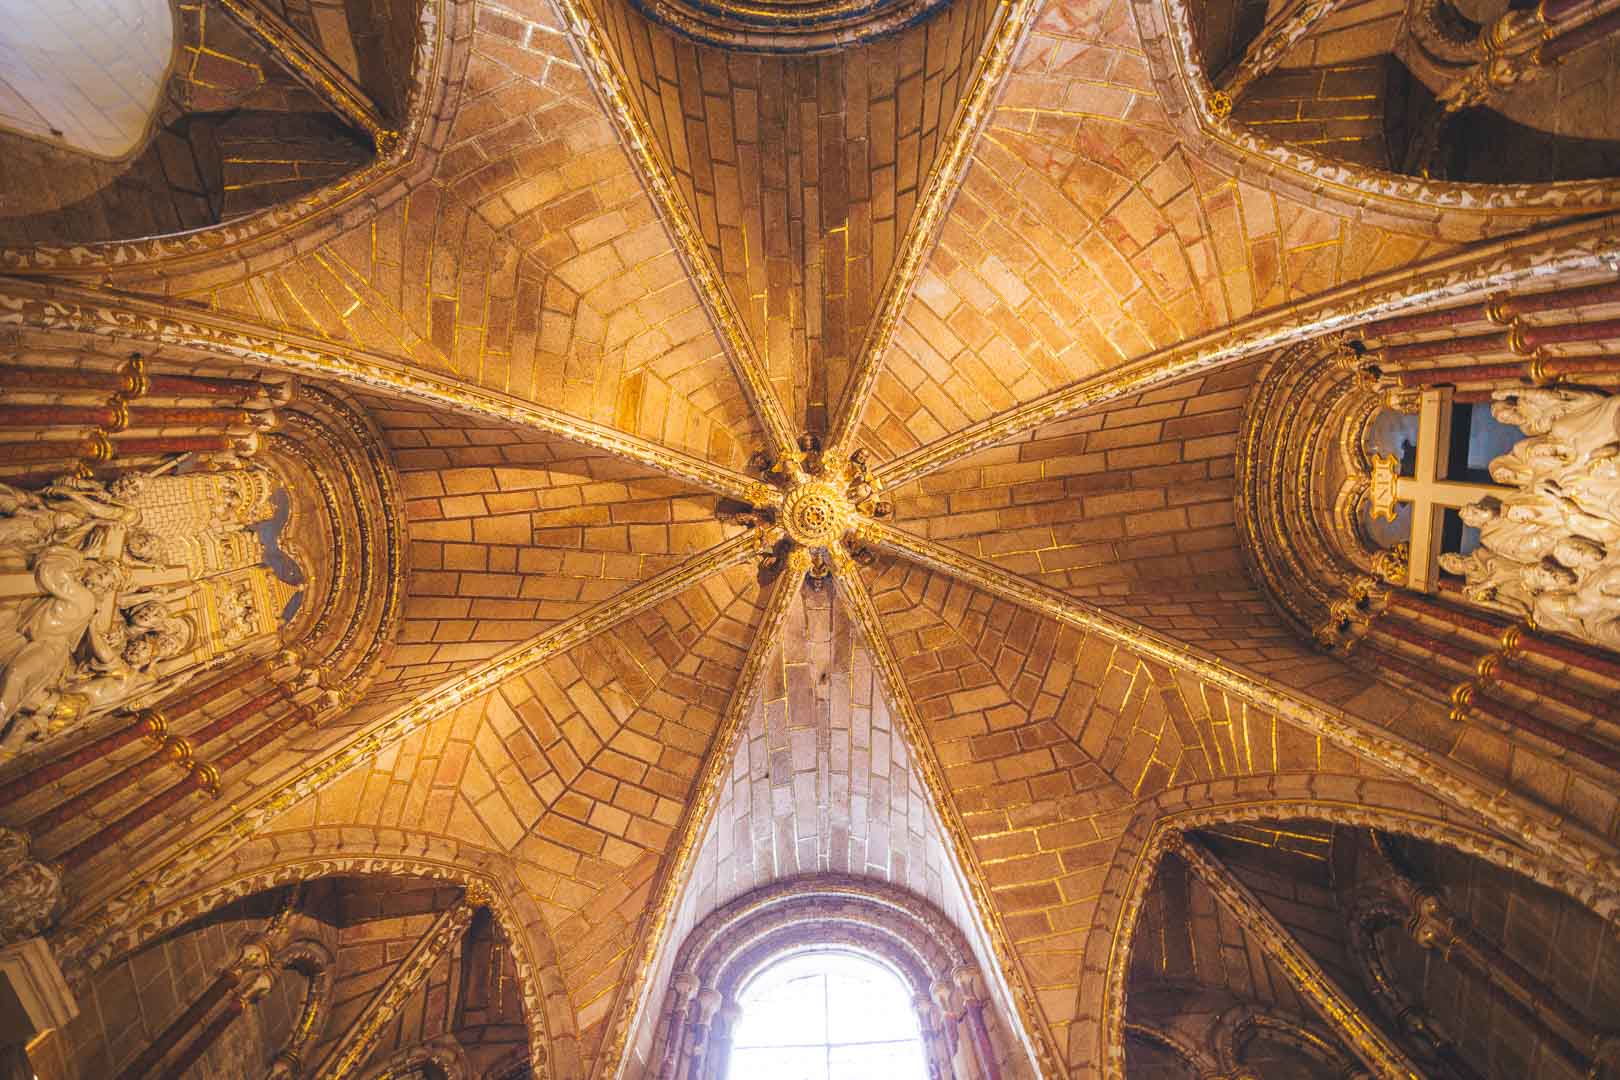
[1357,278,1620,339]
[1,660,280,826]
[0,405,253,432]
[187,688,292,750]
[108,434,237,457]
[0,365,269,399]
[210,704,316,776]
[0,709,166,807]
[24,742,186,838]
[1390,355,1620,387]
[0,433,234,466]
[1388,590,1620,683]
[55,764,219,870]
[1371,318,1620,368]
[1365,638,1620,771]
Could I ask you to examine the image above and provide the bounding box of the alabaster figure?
[54,639,197,727]
[1451,390,1620,650]
[0,460,262,754]
[1459,496,1561,563]
[0,548,127,748]
[1529,561,1620,650]
[1440,550,1534,617]
[1492,387,1620,442]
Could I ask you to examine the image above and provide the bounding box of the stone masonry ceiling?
[2,0,1620,1078]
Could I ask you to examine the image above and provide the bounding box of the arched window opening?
[645,878,1031,1078]
[730,952,928,1079]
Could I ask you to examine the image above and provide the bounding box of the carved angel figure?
[1527,561,1620,650]
[1458,495,1565,564]
[1440,549,1534,617]
[1493,388,1620,463]
[0,547,127,749]
[1454,389,1620,652]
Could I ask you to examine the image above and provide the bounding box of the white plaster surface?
[0,0,175,158]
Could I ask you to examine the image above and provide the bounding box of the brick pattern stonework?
[4,0,1620,1073]
[580,0,1000,431]
[849,0,1498,460]
[628,585,1029,1075]
[856,562,1407,1058]
[288,561,767,1072]
[366,393,738,703]
[136,4,766,469]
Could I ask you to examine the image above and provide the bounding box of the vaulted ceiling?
[4,0,1620,1077]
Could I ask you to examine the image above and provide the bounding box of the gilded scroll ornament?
[0,827,61,944]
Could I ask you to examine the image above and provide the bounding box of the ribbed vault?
[2,0,1620,1077]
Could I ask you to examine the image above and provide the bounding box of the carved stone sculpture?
[1448,390,1620,648]
[0,829,61,944]
[0,547,127,749]
[0,461,291,755]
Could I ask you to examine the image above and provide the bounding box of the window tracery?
[645,877,1030,1080]
[729,952,928,1079]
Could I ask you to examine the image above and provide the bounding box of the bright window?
[729,952,927,1080]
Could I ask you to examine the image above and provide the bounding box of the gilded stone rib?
[1172,836,1425,1080]
[828,548,1064,1079]
[872,214,1620,491]
[0,278,779,507]
[553,0,798,460]
[216,0,397,150]
[313,885,487,1079]
[59,531,773,959]
[857,517,1620,891]
[595,551,808,1080]
[1212,0,1343,106]
[824,0,1043,458]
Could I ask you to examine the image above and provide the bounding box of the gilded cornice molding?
[1172,836,1425,1080]
[829,551,1063,1078]
[873,214,1620,490]
[0,278,777,506]
[1138,0,1620,217]
[315,887,487,1078]
[552,0,798,459]
[595,553,808,1080]
[0,0,473,276]
[853,517,1620,897]
[50,531,766,982]
[824,0,1043,457]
